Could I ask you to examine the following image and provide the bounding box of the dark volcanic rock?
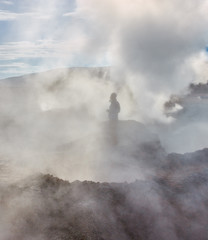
[1,163,208,240]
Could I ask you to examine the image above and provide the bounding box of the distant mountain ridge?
[0,67,111,83]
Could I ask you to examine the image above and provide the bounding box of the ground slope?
[1,147,208,240]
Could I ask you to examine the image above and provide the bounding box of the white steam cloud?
[73,0,208,121]
[1,2,208,239]
[0,0,208,181]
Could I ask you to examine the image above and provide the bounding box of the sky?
[0,0,208,80]
[0,0,110,79]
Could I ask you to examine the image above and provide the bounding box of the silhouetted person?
[107,93,120,145]
[108,93,120,121]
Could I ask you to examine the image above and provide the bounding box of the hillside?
[1,70,208,239]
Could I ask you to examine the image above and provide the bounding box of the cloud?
[0,0,13,5]
[0,39,86,60]
[73,0,208,121]
[0,38,88,79]
[0,10,18,20]
[63,12,76,17]
[1,0,208,123]
[0,62,31,69]
[0,9,52,21]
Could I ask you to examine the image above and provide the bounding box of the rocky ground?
[1,148,208,240]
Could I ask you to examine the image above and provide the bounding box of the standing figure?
[108,93,120,121]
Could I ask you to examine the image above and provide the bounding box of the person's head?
[110,92,117,102]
